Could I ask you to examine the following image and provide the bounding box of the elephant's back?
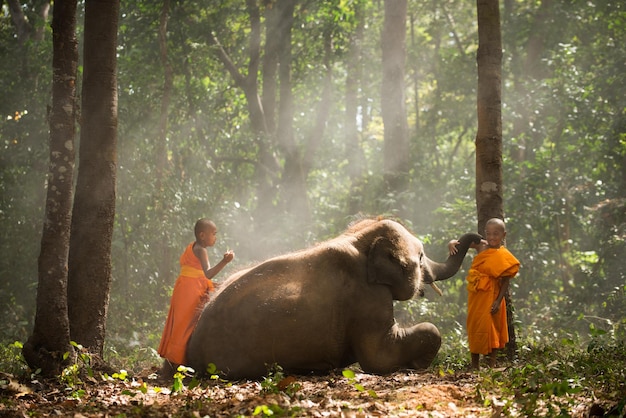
[186,253,360,378]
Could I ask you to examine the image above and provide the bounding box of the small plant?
[342,369,377,398]
[171,365,196,393]
[260,364,301,397]
[111,369,128,381]
[0,341,28,375]
[206,362,224,381]
[252,403,284,416]
[59,341,93,394]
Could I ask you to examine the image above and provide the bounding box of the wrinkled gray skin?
[187,219,481,379]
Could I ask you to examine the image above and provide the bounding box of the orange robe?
[158,243,215,365]
[466,247,520,355]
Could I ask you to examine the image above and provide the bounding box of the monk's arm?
[204,257,229,280]
[491,277,511,314]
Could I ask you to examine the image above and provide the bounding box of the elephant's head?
[360,219,481,300]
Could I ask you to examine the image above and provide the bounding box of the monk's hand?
[490,300,501,314]
[448,240,460,255]
[223,250,235,263]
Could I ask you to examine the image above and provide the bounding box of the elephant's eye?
[419,252,424,267]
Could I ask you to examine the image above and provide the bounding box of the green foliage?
[252,403,284,417]
[171,365,198,393]
[342,369,377,398]
[0,341,28,376]
[57,342,92,398]
[468,335,626,417]
[260,364,301,398]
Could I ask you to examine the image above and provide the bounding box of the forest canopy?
[1,0,624,392]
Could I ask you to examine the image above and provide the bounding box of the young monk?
[449,218,520,370]
[158,219,234,368]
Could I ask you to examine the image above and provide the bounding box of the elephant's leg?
[353,321,442,374]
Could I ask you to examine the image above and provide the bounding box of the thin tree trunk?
[208,0,279,216]
[7,0,32,46]
[302,28,333,177]
[67,0,120,357]
[154,0,173,303]
[381,0,409,194]
[275,0,309,219]
[22,0,78,377]
[346,1,365,211]
[262,0,278,136]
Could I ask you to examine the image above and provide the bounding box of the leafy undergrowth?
[0,364,624,417]
[0,368,505,417]
[1,339,625,417]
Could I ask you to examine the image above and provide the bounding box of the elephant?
[186,218,481,379]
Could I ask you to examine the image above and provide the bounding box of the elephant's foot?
[408,322,442,370]
[356,322,442,374]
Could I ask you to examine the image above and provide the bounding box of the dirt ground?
[0,367,614,417]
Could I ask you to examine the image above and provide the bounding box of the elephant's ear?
[367,236,404,286]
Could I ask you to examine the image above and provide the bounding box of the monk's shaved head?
[194,218,216,239]
[486,218,506,232]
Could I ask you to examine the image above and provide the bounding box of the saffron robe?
[158,243,215,365]
[466,247,520,355]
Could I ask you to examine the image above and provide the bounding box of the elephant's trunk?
[423,233,483,283]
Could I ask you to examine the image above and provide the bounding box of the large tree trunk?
[67,0,120,357]
[381,0,410,195]
[476,0,517,359]
[475,0,504,232]
[22,0,78,377]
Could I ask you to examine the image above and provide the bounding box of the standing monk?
[450,218,520,370]
[158,219,234,369]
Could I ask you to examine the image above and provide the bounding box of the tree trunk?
[154,0,174,304]
[275,0,309,220]
[22,0,78,377]
[475,0,504,233]
[262,0,278,136]
[476,0,517,359]
[346,2,366,214]
[209,0,279,217]
[381,0,409,195]
[67,0,120,357]
[7,0,51,83]
[302,28,333,178]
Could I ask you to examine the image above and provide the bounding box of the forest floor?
[1,364,622,417]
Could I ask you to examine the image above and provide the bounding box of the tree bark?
[7,0,32,46]
[381,0,409,194]
[475,0,504,233]
[67,0,120,357]
[154,0,173,304]
[302,28,333,178]
[7,0,51,82]
[22,0,78,377]
[476,0,517,359]
[262,0,278,136]
[346,2,366,215]
[276,0,309,220]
